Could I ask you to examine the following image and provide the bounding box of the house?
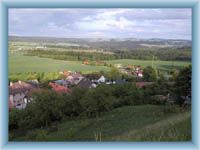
[49,82,71,93]
[98,75,106,83]
[127,65,134,70]
[135,70,143,77]
[9,80,38,109]
[26,79,39,88]
[77,78,94,88]
[82,60,90,65]
[115,79,126,84]
[66,73,84,85]
[54,79,71,87]
[114,64,122,68]
[59,70,72,78]
[85,73,101,80]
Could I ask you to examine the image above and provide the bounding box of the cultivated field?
[9,55,191,74]
[9,55,109,74]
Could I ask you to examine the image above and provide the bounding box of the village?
[8,63,148,110]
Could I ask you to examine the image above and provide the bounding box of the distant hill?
[9,36,191,51]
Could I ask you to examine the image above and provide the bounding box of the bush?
[80,85,115,117]
[9,108,21,130]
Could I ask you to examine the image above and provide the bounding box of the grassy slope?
[9,55,109,74]
[106,59,191,70]
[10,105,191,141]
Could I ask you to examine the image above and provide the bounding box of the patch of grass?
[113,111,191,141]
[10,105,191,141]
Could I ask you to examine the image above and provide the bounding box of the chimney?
[10,82,13,87]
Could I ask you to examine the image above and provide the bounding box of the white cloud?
[75,9,135,31]
[8,8,192,39]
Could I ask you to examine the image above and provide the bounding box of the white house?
[138,73,143,77]
[98,76,106,83]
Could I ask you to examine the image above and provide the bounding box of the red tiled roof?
[49,82,71,93]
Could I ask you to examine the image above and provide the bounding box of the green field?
[9,55,109,74]
[106,59,191,70]
[9,55,191,74]
[10,105,191,141]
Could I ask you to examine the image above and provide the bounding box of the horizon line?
[8,35,192,41]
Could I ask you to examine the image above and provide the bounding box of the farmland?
[106,59,191,70]
[9,55,109,74]
[10,105,191,141]
[9,55,191,74]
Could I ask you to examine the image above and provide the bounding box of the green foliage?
[81,85,115,117]
[25,50,116,61]
[143,66,157,81]
[9,109,21,130]
[176,65,191,95]
[10,105,191,141]
[175,65,192,105]
[20,44,192,62]
[105,67,121,80]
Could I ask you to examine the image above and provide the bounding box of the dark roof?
[9,81,36,95]
[55,80,70,85]
[71,73,83,79]
[77,78,92,88]
[116,79,126,84]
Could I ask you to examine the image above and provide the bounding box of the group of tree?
[9,83,147,131]
[25,50,116,61]
[24,47,191,62]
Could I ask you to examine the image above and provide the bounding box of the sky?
[9,8,192,40]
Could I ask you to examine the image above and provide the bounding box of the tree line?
[24,48,191,62]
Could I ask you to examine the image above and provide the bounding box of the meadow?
[9,55,109,74]
[10,105,191,141]
[9,55,191,74]
[106,59,191,70]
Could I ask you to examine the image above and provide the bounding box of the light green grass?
[10,105,191,141]
[9,55,191,74]
[9,55,109,74]
[106,59,191,70]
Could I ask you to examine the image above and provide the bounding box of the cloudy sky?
[9,8,191,40]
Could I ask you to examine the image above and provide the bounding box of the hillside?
[10,105,191,141]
